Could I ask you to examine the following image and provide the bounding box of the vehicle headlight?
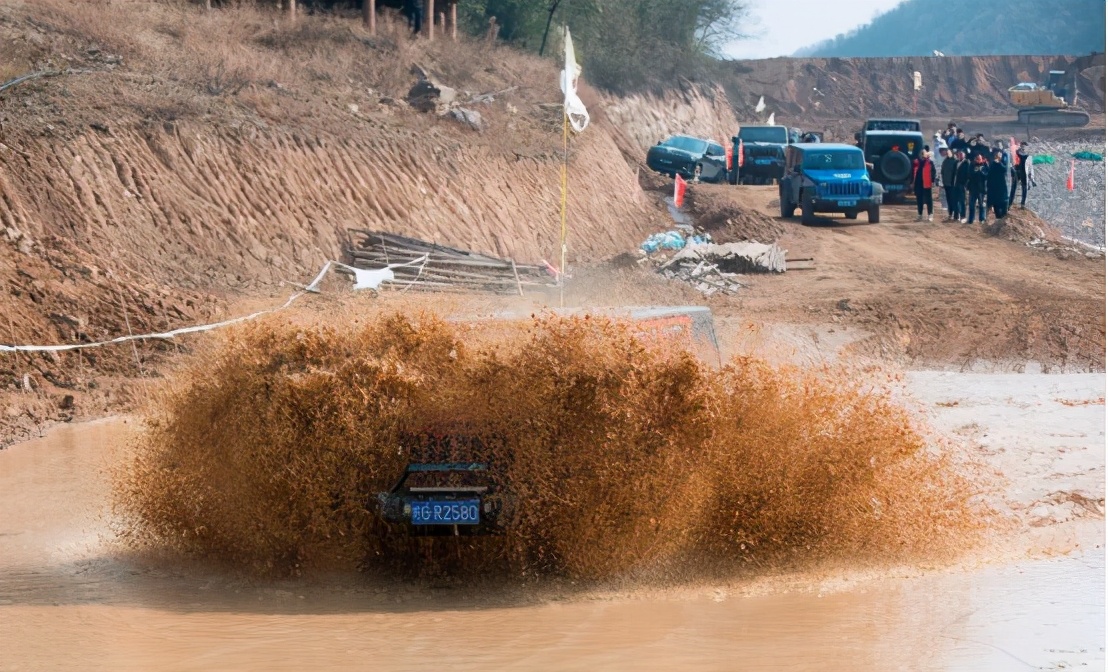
[403,503,411,515]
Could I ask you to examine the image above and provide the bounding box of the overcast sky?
[723,0,904,59]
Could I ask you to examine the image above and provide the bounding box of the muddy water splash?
[113,312,984,578]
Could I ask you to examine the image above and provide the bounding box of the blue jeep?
[779,143,883,225]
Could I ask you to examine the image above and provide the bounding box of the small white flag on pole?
[766,112,775,125]
[755,95,766,113]
[561,27,590,133]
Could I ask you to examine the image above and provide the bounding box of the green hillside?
[796,0,1105,57]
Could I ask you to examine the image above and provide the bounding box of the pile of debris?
[406,65,517,132]
[653,241,788,296]
[345,230,554,294]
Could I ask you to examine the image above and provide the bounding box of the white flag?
[755,96,766,113]
[767,112,775,125]
[560,26,590,133]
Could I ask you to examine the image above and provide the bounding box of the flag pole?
[560,111,568,307]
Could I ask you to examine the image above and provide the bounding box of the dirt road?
[699,184,1105,371]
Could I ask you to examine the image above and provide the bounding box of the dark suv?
[646,135,728,183]
[729,125,799,185]
[860,130,924,201]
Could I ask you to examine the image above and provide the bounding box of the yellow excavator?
[1008,70,1090,127]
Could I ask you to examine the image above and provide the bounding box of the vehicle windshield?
[802,151,865,170]
[738,127,788,143]
[707,143,725,157]
[864,136,922,159]
[865,120,921,132]
[661,136,709,154]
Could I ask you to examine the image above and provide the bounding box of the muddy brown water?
[1,419,1103,671]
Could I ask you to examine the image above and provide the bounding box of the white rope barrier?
[0,254,429,353]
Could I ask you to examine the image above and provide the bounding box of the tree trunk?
[451,2,457,41]
[364,0,375,33]
[288,0,296,21]
[538,0,561,57]
[426,0,434,40]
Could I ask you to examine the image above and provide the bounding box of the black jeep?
[728,125,798,185]
[859,130,924,202]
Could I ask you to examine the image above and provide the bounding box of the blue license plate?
[837,200,857,207]
[886,184,904,191]
[410,499,481,525]
[754,158,772,165]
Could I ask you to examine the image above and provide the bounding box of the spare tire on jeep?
[879,150,912,183]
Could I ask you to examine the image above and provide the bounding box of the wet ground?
[1,371,1104,671]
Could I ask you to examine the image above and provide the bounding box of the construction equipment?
[1008,70,1090,128]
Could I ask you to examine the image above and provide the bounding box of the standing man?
[952,149,970,223]
[913,148,938,222]
[940,146,958,221]
[934,146,949,217]
[987,150,1010,220]
[942,121,958,145]
[949,128,970,154]
[992,140,1009,170]
[966,154,990,224]
[1009,141,1031,209]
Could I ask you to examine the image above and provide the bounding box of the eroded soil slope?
[718,53,1106,134]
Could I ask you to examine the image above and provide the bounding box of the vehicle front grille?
[747,147,779,158]
[821,181,862,197]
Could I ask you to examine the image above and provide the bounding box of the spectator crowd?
[910,122,1034,224]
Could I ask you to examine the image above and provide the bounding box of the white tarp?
[560,26,589,133]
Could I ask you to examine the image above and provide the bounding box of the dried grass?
[114,311,987,580]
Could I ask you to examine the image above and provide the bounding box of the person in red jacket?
[912,149,938,222]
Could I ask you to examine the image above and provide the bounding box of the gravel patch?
[1021,138,1107,249]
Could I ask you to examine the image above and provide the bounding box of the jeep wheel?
[868,204,881,224]
[844,209,858,220]
[801,197,817,226]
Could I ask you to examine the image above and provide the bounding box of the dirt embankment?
[717,53,1106,138]
[600,83,738,156]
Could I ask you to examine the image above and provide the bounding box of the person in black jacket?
[986,151,1009,220]
[966,153,989,224]
[1009,141,1032,208]
[940,147,958,221]
[948,128,970,154]
[952,149,971,222]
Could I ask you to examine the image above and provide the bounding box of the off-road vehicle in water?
[857,124,924,202]
[728,124,798,185]
[779,143,882,225]
[376,462,507,536]
[374,428,512,536]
